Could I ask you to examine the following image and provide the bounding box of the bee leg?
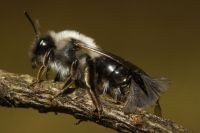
[85,59,103,117]
[45,67,50,80]
[37,65,45,82]
[53,76,74,98]
[38,64,49,81]
[31,51,51,86]
[55,59,79,97]
[41,50,52,81]
[30,65,48,86]
[61,59,79,90]
[54,72,61,82]
[154,98,162,117]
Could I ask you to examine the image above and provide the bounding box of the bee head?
[31,35,56,68]
[24,11,56,68]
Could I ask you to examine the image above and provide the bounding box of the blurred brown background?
[0,0,200,132]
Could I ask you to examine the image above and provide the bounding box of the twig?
[0,69,189,133]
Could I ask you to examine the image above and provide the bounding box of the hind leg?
[84,59,102,117]
[154,99,162,117]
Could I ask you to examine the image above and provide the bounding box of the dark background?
[0,0,199,132]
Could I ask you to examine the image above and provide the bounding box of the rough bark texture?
[0,69,189,133]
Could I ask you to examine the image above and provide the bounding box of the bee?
[24,11,169,115]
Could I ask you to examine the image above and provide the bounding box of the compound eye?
[40,40,47,46]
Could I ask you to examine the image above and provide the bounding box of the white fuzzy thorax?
[49,30,100,58]
[48,30,101,78]
[49,30,97,48]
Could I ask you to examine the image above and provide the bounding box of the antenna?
[24,11,40,39]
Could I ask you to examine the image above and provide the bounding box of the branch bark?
[0,69,188,133]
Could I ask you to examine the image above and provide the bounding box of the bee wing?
[124,77,169,114]
[77,42,149,77]
[77,43,136,68]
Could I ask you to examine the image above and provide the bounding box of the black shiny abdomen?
[95,57,132,101]
[94,55,150,102]
[95,57,130,86]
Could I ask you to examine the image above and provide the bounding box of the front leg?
[84,59,103,116]
[31,50,52,85]
[37,65,49,82]
[30,65,48,86]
